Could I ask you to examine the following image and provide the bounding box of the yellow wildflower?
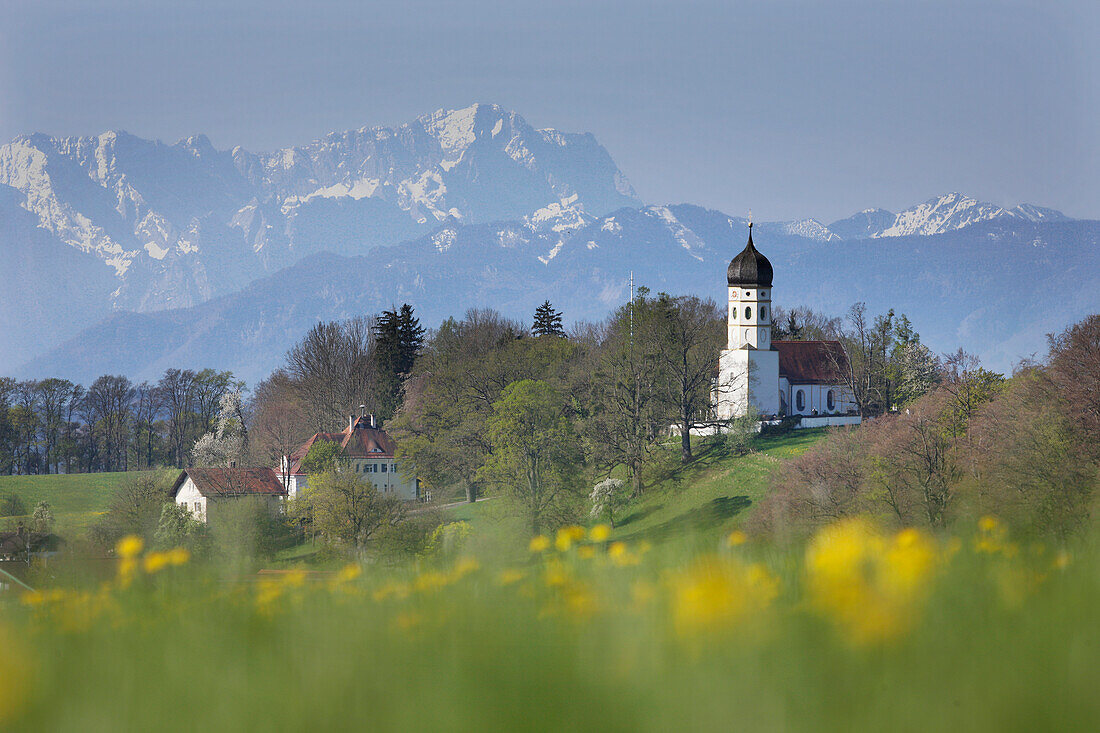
[670,555,779,637]
[726,530,748,547]
[1053,551,1072,570]
[974,515,1018,557]
[577,545,596,560]
[496,568,527,586]
[117,557,139,588]
[452,556,480,579]
[544,558,570,587]
[806,518,938,645]
[372,580,411,602]
[394,610,424,632]
[528,535,551,553]
[335,563,362,583]
[555,525,585,552]
[167,547,191,566]
[608,541,640,567]
[116,535,144,559]
[415,570,451,593]
[589,524,611,543]
[143,551,171,575]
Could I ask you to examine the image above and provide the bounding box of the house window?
[381,464,388,473]
[796,390,805,412]
[827,390,836,411]
[193,501,202,514]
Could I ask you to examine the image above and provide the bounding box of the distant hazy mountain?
[21,209,1100,385]
[828,208,896,240]
[0,103,637,307]
[0,104,1093,382]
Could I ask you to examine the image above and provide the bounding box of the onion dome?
[726,223,773,287]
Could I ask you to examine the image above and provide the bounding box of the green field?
[0,470,162,535]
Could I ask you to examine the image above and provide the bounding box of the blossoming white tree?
[589,477,628,528]
[192,390,247,467]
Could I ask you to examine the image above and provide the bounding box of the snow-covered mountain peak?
[779,218,840,242]
[873,193,1070,238]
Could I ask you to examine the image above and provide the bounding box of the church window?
[744,328,753,342]
[796,390,805,411]
[760,330,768,344]
[827,390,836,411]
[744,306,752,320]
[760,306,767,320]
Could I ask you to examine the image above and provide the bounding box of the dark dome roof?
[727,225,773,287]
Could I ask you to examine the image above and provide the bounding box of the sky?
[2,0,1097,223]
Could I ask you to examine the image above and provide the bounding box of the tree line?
[0,369,240,475]
[755,315,1100,538]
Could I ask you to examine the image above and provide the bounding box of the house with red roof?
[278,413,424,502]
[172,466,287,523]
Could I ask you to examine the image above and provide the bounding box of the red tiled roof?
[773,340,849,385]
[286,416,396,475]
[174,467,286,498]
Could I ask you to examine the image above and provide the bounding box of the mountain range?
[1,103,1096,384]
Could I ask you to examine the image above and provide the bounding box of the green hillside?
[443,428,828,552]
[0,470,163,534]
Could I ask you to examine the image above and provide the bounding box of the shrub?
[0,492,27,517]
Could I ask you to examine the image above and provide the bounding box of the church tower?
[716,223,781,419]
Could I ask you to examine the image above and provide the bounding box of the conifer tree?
[375,304,426,418]
[531,301,565,338]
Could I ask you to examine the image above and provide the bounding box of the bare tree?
[652,294,724,462]
[157,369,197,469]
[286,317,378,431]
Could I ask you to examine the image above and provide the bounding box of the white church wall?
[718,348,780,419]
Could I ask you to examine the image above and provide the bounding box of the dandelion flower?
[529,535,551,553]
[555,526,585,552]
[670,556,778,637]
[806,519,938,645]
[726,530,748,547]
[589,524,611,543]
[142,551,171,575]
[496,568,527,586]
[116,535,144,559]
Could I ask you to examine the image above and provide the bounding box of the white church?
[716,224,862,427]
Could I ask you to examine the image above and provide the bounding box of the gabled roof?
[286,416,397,475]
[773,340,849,385]
[174,467,286,498]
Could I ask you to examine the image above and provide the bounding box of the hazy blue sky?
[3,0,1097,222]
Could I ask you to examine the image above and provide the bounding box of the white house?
[716,223,861,427]
[278,413,425,502]
[171,467,287,523]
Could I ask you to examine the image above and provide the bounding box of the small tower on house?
[716,223,781,419]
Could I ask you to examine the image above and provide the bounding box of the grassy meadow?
[2,431,1098,731]
[0,471,160,536]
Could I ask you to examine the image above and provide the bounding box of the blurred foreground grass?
[3,515,1097,732]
